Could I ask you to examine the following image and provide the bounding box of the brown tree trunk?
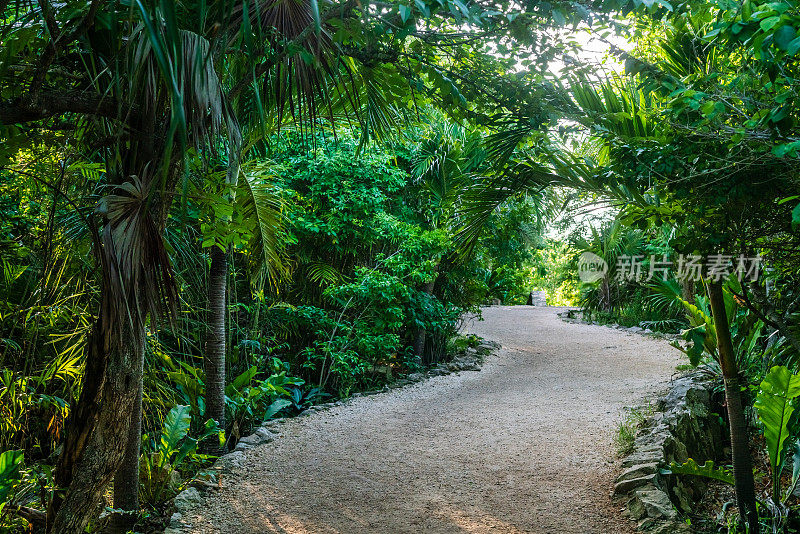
[413,266,439,365]
[203,245,227,453]
[708,281,759,534]
[680,277,696,305]
[47,316,142,534]
[601,276,612,312]
[106,349,145,533]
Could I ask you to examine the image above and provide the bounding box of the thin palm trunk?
[680,278,696,305]
[203,245,227,453]
[106,348,145,533]
[708,281,759,534]
[413,265,439,364]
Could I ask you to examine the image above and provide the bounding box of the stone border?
[557,309,727,532]
[164,340,501,533]
[614,372,724,534]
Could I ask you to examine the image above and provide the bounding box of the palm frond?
[236,162,286,290]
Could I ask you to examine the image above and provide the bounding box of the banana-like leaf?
[755,365,800,500]
[0,450,23,513]
[264,399,292,421]
[662,458,734,485]
[159,405,192,460]
[225,366,257,396]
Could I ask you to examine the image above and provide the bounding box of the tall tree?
[410,115,485,360]
[1,0,605,528]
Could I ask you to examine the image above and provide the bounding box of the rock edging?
[163,339,501,533]
[615,371,724,533]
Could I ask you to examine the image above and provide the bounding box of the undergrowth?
[615,404,655,456]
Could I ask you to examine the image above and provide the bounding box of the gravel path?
[181,306,681,533]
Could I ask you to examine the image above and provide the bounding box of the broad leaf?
[226,365,257,396]
[160,405,192,458]
[755,365,800,500]
[0,450,23,513]
[792,202,800,232]
[263,399,292,420]
[662,458,734,485]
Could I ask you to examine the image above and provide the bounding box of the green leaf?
[755,366,800,500]
[160,405,192,457]
[174,436,199,466]
[700,100,717,117]
[226,366,257,396]
[774,25,796,50]
[263,398,292,420]
[309,0,321,34]
[0,450,23,512]
[414,0,430,18]
[788,36,800,55]
[662,458,734,485]
[788,441,800,502]
[685,327,707,366]
[792,203,800,232]
[399,4,412,23]
[761,16,781,32]
[778,195,800,205]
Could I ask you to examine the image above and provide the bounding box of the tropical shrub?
[139,405,223,506]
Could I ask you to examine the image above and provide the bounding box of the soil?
[180,306,681,533]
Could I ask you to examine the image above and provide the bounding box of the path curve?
[181,306,680,533]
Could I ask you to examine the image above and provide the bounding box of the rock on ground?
[179,306,680,533]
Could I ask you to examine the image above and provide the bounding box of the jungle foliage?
[3,0,800,531]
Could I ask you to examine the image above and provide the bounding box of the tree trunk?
[203,245,227,453]
[413,267,439,365]
[680,277,696,305]
[47,315,143,534]
[708,281,759,534]
[106,350,145,533]
[601,276,612,312]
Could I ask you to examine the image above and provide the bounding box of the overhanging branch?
[0,90,125,125]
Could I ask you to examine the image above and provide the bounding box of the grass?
[615,404,655,456]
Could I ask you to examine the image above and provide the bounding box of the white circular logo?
[578,251,608,283]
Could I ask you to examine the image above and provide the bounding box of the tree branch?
[733,282,800,355]
[9,504,47,530]
[31,0,103,91]
[0,90,124,125]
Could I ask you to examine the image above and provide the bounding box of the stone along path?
[180,306,680,533]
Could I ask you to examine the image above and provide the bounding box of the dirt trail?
[181,306,680,533]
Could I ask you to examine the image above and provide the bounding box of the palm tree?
[408,114,485,360]
[200,160,283,454]
[466,30,765,531]
[48,10,236,533]
[1,0,580,529]
[198,0,410,451]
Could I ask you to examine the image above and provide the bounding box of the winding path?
[181,306,680,533]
